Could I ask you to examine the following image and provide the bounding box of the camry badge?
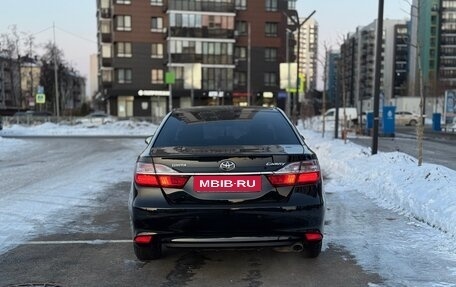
[219,160,236,171]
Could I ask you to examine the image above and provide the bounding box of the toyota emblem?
[219,160,236,171]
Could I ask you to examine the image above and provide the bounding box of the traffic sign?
[36,93,46,104]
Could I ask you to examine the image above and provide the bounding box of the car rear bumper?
[131,205,325,247]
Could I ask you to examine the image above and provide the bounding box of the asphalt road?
[0,181,383,287]
[0,137,383,287]
[349,126,456,170]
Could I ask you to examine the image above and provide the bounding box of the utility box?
[432,113,442,131]
[382,106,396,137]
[365,112,374,135]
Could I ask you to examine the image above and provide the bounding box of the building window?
[101,69,113,83]
[264,72,277,86]
[235,0,247,10]
[151,69,164,84]
[265,0,278,11]
[288,0,296,10]
[116,42,132,57]
[265,22,278,37]
[170,66,184,88]
[116,15,131,31]
[150,0,163,6]
[100,20,111,33]
[235,46,247,61]
[151,43,164,58]
[100,0,110,9]
[236,21,248,36]
[151,17,163,32]
[235,71,246,86]
[264,48,277,62]
[115,0,131,4]
[116,68,132,84]
[202,68,233,90]
[102,44,112,58]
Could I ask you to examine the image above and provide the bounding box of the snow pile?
[298,125,456,238]
[1,120,157,136]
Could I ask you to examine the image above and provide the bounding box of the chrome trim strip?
[171,236,296,243]
[152,171,302,176]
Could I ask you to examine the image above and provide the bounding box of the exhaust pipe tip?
[274,242,304,253]
[291,242,304,252]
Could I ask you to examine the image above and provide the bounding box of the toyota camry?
[129,106,325,260]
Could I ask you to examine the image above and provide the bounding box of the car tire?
[304,241,322,258]
[409,119,418,126]
[133,240,162,261]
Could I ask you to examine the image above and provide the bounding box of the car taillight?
[305,232,323,241]
[267,160,320,187]
[157,175,189,188]
[134,162,189,188]
[134,234,154,244]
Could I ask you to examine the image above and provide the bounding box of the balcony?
[170,27,234,39]
[167,0,235,13]
[102,57,112,67]
[171,53,233,65]
[99,8,111,18]
[101,32,112,43]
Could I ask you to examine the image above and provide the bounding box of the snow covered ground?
[1,119,456,286]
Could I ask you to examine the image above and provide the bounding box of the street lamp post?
[247,23,251,106]
[288,10,316,124]
[286,29,291,117]
[372,0,384,155]
[53,23,60,119]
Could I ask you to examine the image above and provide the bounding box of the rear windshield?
[153,110,300,147]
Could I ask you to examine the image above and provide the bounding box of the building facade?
[0,54,21,110]
[439,0,456,89]
[338,19,409,113]
[296,18,318,92]
[408,0,456,114]
[20,60,42,109]
[325,50,340,108]
[96,0,298,117]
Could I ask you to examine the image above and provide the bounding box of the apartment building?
[338,19,409,112]
[0,55,21,110]
[409,0,456,92]
[20,60,42,109]
[440,0,456,89]
[296,18,318,92]
[325,50,340,107]
[96,0,298,117]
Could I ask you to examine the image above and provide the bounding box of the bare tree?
[0,25,22,107]
[404,0,425,166]
[317,42,330,138]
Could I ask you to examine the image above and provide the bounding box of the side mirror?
[145,136,153,145]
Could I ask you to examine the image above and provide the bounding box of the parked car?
[395,111,422,126]
[129,106,325,261]
[76,111,114,125]
[324,107,358,127]
[11,110,53,124]
[0,115,2,130]
[13,110,52,117]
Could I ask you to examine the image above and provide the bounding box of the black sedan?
[129,106,325,260]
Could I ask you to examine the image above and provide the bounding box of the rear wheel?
[409,119,418,126]
[304,241,322,258]
[133,240,162,261]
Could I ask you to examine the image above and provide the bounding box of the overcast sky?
[0,0,410,92]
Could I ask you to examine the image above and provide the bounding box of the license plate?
[193,175,262,192]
